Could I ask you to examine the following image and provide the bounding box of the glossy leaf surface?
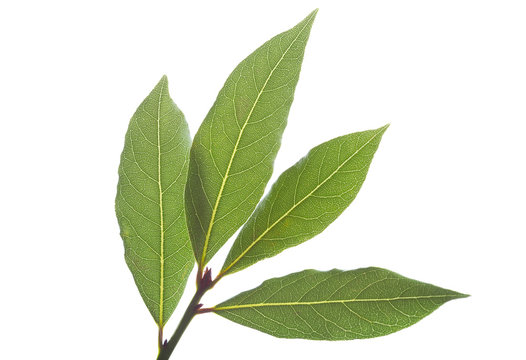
[186,10,318,268]
[213,268,467,340]
[221,126,388,276]
[116,76,194,326]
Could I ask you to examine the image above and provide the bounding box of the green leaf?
[115,76,194,327]
[212,268,468,340]
[221,126,388,276]
[186,10,318,268]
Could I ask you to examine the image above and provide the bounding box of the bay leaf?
[221,125,388,276]
[186,10,318,268]
[213,268,468,340]
[116,76,194,326]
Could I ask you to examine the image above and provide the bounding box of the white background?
[1,1,525,359]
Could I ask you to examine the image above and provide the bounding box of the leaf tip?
[155,75,172,97]
[373,123,390,138]
[158,74,169,88]
[307,8,319,23]
[297,9,318,28]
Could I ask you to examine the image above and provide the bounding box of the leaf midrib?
[214,294,461,311]
[157,78,166,326]
[199,14,315,268]
[221,128,385,275]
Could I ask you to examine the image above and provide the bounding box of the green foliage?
[214,268,467,340]
[186,10,318,269]
[221,126,389,276]
[116,76,194,327]
[115,76,194,327]
[115,10,467,360]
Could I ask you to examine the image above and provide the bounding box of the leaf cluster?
[115,9,467,360]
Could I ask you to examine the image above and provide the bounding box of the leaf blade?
[115,76,194,326]
[221,125,388,276]
[186,10,318,268]
[212,268,468,340]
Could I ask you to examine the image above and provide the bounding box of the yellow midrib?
[221,128,385,275]
[157,79,166,327]
[199,15,315,268]
[213,294,461,311]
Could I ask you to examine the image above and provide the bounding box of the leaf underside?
[213,268,468,340]
[116,76,194,326]
[221,125,389,276]
[185,10,318,268]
